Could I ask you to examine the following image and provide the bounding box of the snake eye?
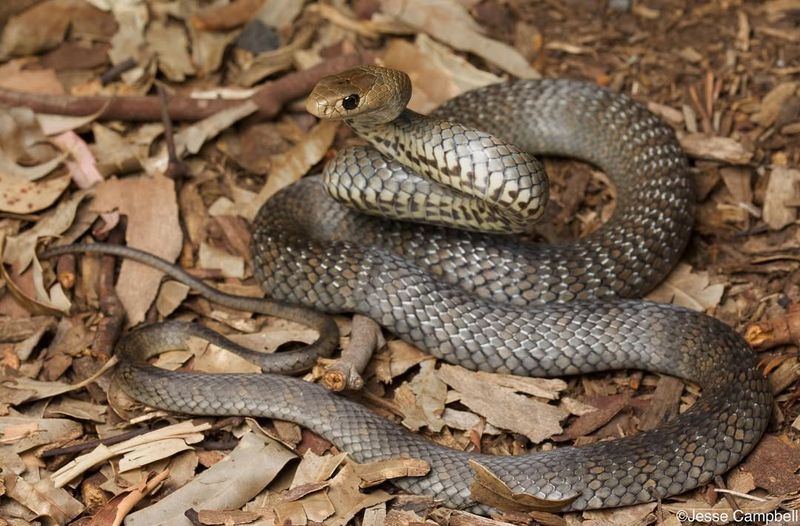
[342,94,360,110]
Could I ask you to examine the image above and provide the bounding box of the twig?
[91,222,127,357]
[0,52,377,121]
[156,83,188,180]
[55,253,76,290]
[321,315,384,391]
[744,304,800,350]
[713,475,740,511]
[100,57,137,86]
[41,427,152,458]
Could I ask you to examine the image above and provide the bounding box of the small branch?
[744,303,800,351]
[156,83,188,180]
[91,222,127,357]
[55,253,76,290]
[0,52,377,121]
[100,57,137,86]
[41,426,151,458]
[321,315,384,392]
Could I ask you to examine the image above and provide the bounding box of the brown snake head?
[306,65,412,124]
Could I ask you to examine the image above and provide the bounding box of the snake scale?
[42,66,771,514]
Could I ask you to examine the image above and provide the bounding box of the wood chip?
[751,82,798,127]
[679,133,753,165]
[763,167,800,230]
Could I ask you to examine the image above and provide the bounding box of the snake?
[41,65,772,514]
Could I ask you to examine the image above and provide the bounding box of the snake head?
[306,65,412,125]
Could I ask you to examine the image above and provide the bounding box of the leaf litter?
[1,0,800,525]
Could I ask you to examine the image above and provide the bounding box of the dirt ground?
[1,0,799,525]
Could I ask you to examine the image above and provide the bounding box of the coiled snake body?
[45,66,771,513]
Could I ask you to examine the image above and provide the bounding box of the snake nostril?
[342,94,360,110]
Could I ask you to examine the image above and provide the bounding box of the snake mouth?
[305,96,342,120]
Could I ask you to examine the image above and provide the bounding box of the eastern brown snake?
[41,66,771,513]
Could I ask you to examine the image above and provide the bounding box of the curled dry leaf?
[352,458,430,488]
[469,459,577,512]
[0,416,83,452]
[645,262,725,312]
[5,188,91,273]
[3,472,85,524]
[51,131,104,188]
[2,352,114,407]
[1,258,70,315]
[0,106,55,164]
[326,462,393,526]
[437,364,568,443]
[371,339,430,383]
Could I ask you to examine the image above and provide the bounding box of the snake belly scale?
[55,66,771,513]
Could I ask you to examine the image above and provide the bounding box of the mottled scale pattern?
[328,109,549,232]
[114,76,772,513]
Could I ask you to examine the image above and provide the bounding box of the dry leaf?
[51,420,212,488]
[51,131,104,188]
[326,462,393,526]
[4,189,91,273]
[146,19,194,82]
[398,360,447,432]
[0,416,83,452]
[371,339,430,383]
[198,242,245,279]
[155,280,190,317]
[352,458,430,488]
[118,436,202,472]
[0,173,71,214]
[146,100,259,174]
[469,459,576,512]
[646,263,725,311]
[243,120,338,220]
[740,434,800,494]
[3,472,85,524]
[90,175,182,325]
[0,58,64,93]
[381,38,475,113]
[381,0,539,79]
[437,364,568,443]
[556,393,630,441]
[126,431,295,526]
[0,0,74,58]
